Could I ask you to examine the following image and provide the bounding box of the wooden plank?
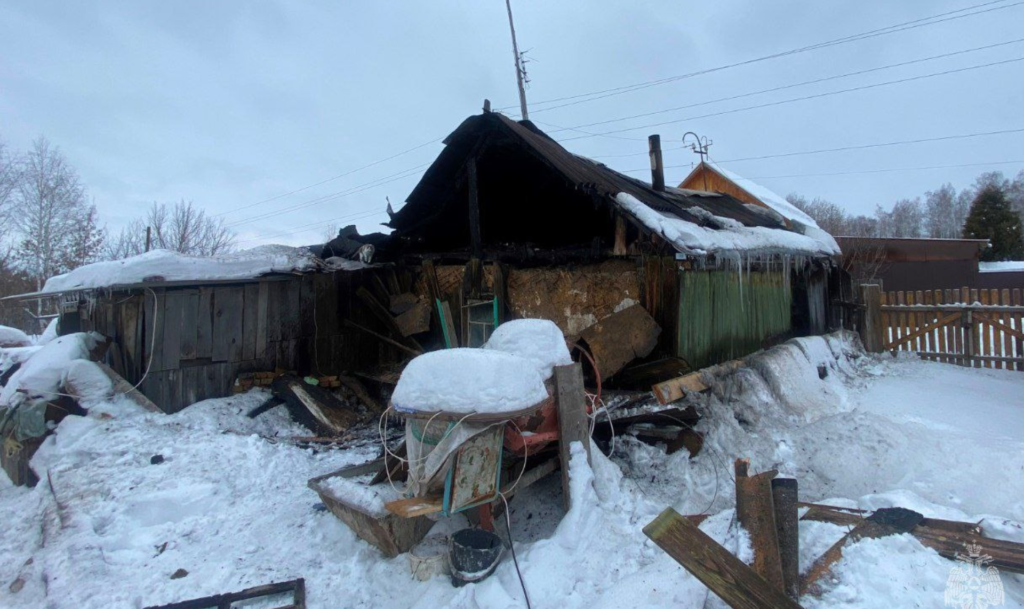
[652,371,709,405]
[356,286,422,352]
[343,319,421,357]
[196,287,214,359]
[212,287,244,363]
[771,478,800,600]
[149,291,166,372]
[177,290,198,361]
[438,300,458,348]
[1011,288,1019,372]
[299,274,316,339]
[921,291,933,359]
[980,289,991,368]
[255,281,270,361]
[991,290,1003,369]
[860,285,883,353]
[385,495,444,518]
[642,508,805,609]
[801,508,923,597]
[121,297,141,380]
[896,291,906,352]
[555,363,591,512]
[1001,289,1012,371]
[161,292,184,371]
[879,291,889,347]
[394,302,431,337]
[734,460,785,592]
[884,312,960,351]
[934,291,946,363]
[242,283,259,362]
[279,278,302,341]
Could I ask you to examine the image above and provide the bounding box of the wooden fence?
[866,286,1024,370]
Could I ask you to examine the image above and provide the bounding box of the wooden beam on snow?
[554,363,591,512]
[652,371,708,405]
[734,459,785,592]
[643,508,805,609]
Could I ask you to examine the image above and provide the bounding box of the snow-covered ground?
[1,336,1023,608]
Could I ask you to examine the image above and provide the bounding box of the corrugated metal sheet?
[677,270,792,369]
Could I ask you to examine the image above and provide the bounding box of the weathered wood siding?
[80,270,395,413]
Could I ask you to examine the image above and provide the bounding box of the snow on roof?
[979,261,1024,273]
[40,245,320,294]
[705,162,819,228]
[392,348,549,416]
[483,319,572,380]
[615,193,840,257]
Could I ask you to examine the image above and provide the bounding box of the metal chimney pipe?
[649,134,665,192]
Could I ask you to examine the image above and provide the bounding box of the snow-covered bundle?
[0,325,32,348]
[482,318,572,380]
[0,332,105,440]
[392,348,548,416]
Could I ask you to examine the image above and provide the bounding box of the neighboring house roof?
[835,237,989,262]
[390,112,838,257]
[680,161,841,255]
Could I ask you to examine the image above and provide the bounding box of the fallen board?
[555,363,591,512]
[643,508,805,609]
[144,578,305,609]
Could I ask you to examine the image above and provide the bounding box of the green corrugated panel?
[677,269,792,369]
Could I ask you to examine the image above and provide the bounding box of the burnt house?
[384,111,844,373]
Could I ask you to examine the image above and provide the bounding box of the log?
[578,304,661,380]
[643,508,805,609]
[652,371,708,405]
[771,478,800,599]
[800,507,923,596]
[734,460,785,591]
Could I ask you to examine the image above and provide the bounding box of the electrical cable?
[499,0,1022,115]
[548,38,1024,134]
[213,137,441,218]
[615,128,1024,172]
[498,492,533,609]
[558,55,1024,141]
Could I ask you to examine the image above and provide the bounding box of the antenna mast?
[505,0,530,120]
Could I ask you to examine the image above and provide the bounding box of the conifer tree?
[962,185,1024,261]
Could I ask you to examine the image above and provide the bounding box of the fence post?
[859,284,883,353]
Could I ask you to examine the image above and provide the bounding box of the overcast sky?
[2,0,1023,247]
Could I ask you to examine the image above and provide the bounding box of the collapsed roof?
[388,112,838,258]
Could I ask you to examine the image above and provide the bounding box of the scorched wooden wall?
[79,269,395,413]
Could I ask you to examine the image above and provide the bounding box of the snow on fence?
[875,287,1024,371]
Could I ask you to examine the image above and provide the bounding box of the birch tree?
[13,137,103,289]
[107,200,235,259]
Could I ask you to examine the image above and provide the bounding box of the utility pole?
[145,226,152,252]
[505,0,530,120]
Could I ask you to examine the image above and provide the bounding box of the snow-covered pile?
[40,245,318,294]
[0,325,32,348]
[483,319,572,380]
[37,318,58,346]
[0,346,42,378]
[0,332,104,408]
[2,332,1023,608]
[392,348,548,415]
[616,193,840,257]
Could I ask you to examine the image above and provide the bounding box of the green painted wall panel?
[677,270,792,369]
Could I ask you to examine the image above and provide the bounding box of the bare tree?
[13,137,103,289]
[924,184,963,238]
[107,200,235,259]
[844,214,879,237]
[876,198,922,238]
[785,194,848,234]
[0,139,19,265]
[321,222,340,243]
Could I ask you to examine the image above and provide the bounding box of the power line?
[500,0,1023,115]
[619,159,1024,178]
[743,160,1024,179]
[618,128,1024,170]
[548,38,1024,134]
[213,136,441,218]
[225,163,430,229]
[558,56,1024,141]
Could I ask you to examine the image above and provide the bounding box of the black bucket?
[448,528,504,587]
